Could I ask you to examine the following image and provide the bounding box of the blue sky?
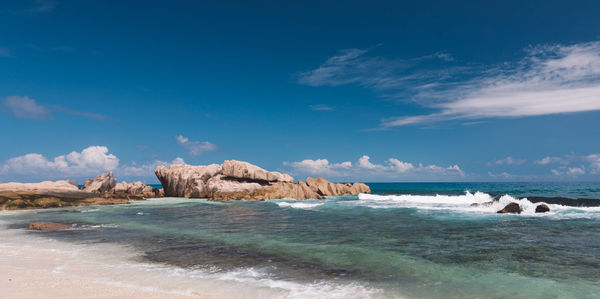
[1,0,600,183]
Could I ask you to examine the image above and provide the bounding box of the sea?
[2,182,600,298]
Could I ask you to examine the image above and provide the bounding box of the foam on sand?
[0,218,382,299]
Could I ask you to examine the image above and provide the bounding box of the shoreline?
[0,250,203,299]
[0,212,366,299]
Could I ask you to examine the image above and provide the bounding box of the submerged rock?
[535,203,550,213]
[82,172,116,193]
[155,160,371,200]
[497,202,522,214]
[470,201,494,207]
[28,222,72,231]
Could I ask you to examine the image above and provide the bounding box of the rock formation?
[1,173,161,210]
[0,180,80,193]
[115,181,163,197]
[535,203,550,213]
[497,202,522,214]
[155,160,371,200]
[81,172,116,193]
[82,172,162,198]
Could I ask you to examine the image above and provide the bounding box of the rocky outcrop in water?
[497,202,522,214]
[155,160,371,200]
[28,222,73,231]
[535,203,550,213]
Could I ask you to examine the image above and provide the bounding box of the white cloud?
[298,42,600,128]
[488,171,515,179]
[1,96,50,120]
[120,157,185,177]
[285,155,463,178]
[536,153,600,175]
[309,104,334,111]
[176,135,217,156]
[488,157,526,166]
[1,95,106,120]
[585,154,600,174]
[567,167,585,175]
[357,155,385,170]
[535,156,567,165]
[283,159,352,175]
[387,158,414,172]
[382,41,600,127]
[0,146,119,179]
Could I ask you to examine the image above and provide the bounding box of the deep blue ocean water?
[2,182,600,298]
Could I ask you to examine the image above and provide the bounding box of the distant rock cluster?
[156,160,370,200]
[82,172,163,198]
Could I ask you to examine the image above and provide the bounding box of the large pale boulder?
[155,161,371,200]
[222,160,294,183]
[156,161,294,198]
[81,172,116,193]
[0,180,80,193]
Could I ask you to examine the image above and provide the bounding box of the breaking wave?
[356,192,600,218]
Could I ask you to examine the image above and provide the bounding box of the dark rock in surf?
[497,202,522,214]
[535,204,550,213]
[28,222,73,231]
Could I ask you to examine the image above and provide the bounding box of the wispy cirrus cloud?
[309,104,334,111]
[297,48,458,92]
[2,0,56,16]
[26,0,56,14]
[1,96,106,120]
[176,135,217,156]
[299,41,600,128]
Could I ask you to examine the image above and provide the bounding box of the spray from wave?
[356,192,600,218]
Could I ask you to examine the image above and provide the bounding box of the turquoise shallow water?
[2,183,600,298]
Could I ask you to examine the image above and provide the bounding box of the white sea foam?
[276,201,324,209]
[0,218,384,299]
[355,192,600,219]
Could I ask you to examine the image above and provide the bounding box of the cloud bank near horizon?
[0,146,185,182]
[284,155,464,180]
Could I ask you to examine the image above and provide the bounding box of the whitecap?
[275,202,324,209]
[355,192,600,219]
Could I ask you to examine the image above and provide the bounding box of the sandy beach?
[0,243,213,299]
